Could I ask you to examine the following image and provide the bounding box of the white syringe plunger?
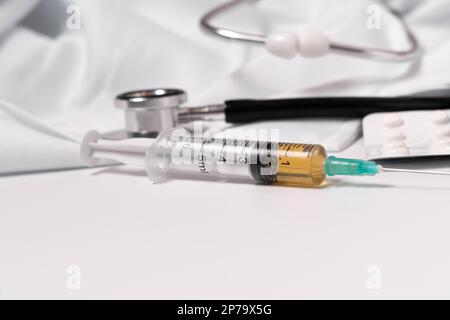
[80,130,155,167]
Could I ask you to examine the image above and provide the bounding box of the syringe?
[80,129,450,187]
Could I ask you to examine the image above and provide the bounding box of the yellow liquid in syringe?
[276,143,327,187]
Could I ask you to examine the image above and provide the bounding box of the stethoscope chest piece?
[115,89,187,137]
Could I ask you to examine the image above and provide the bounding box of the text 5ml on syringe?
[80,129,450,187]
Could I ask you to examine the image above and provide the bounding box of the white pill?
[431,110,450,125]
[384,141,408,150]
[383,147,410,156]
[384,130,406,142]
[431,140,450,152]
[383,114,404,128]
[437,140,450,147]
[296,30,330,58]
[434,127,450,139]
[265,32,298,59]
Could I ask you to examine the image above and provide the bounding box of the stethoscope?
[116,89,450,137]
[115,0,434,137]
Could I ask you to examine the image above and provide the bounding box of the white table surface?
[1,139,450,299]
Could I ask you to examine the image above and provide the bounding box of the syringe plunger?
[80,130,154,167]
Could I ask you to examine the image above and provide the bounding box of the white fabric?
[0,0,449,174]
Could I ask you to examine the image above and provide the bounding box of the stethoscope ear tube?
[224,97,450,123]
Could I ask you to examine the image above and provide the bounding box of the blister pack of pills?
[362,110,450,160]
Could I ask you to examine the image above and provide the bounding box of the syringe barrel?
[144,129,328,187]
